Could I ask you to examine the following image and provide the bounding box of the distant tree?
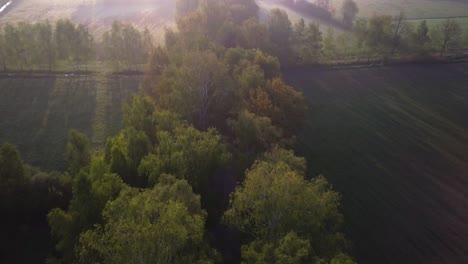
[227,0,259,24]
[34,21,56,71]
[103,21,148,70]
[225,157,351,262]
[293,19,323,63]
[55,20,94,69]
[143,46,170,97]
[268,9,294,63]
[65,130,91,175]
[3,23,28,69]
[0,144,26,194]
[366,15,393,57]
[316,0,331,11]
[323,27,337,59]
[413,20,431,53]
[389,11,410,56]
[76,175,217,264]
[342,0,359,27]
[432,19,462,55]
[0,31,6,70]
[176,0,199,18]
[462,28,468,48]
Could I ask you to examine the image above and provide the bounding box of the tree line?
[0,20,154,71]
[1,1,467,72]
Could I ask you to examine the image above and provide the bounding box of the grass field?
[259,0,468,32]
[284,63,468,264]
[332,0,468,18]
[0,73,140,170]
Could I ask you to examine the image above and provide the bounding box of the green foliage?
[55,19,94,69]
[268,9,294,64]
[237,18,271,51]
[323,28,338,59]
[293,19,323,63]
[228,110,283,164]
[241,232,311,264]
[76,175,217,264]
[65,130,91,175]
[366,15,393,55]
[102,21,153,71]
[261,147,307,176]
[413,20,431,53]
[225,156,349,261]
[48,157,126,262]
[104,128,152,186]
[157,50,234,129]
[0,143,26,193]
[431,19,463,54]
[122,95,157,142]
[139,125,230,206]
[249,78,307,136]
[342,0,359,27]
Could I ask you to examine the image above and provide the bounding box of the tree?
[261,147,307,176]
[241,232,311,264]
[0,31,6,70]
[138,125,230,207]
[157,50,233,129]
[76,175,217,264]
[227,0,259,25]
[342,0,359,27]
[389,11,410,56]
[432,19,462,55]
[237,18,271,51]
[293,19,323,63]
[225,157,351,262]
[103,22,148,71]
[316,0,331,11]
[323,27,337,59]
[0,144,26,194]
[228,110,283,164]
[65,130,91,175]
[104,128,152,186]
[34,21,55,71]
[413,20,431,53]
[268,9,294,63]
[48,158,126,262]
[176,0,199,18]
[55,20,94,69]
[122,95,157,142]
[3,23,28,70]
[143,46,170,97]
[256,78,307,136]
[366,15,393,57]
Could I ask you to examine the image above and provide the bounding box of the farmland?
[0,73,140,170]
[284,62,468,264]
